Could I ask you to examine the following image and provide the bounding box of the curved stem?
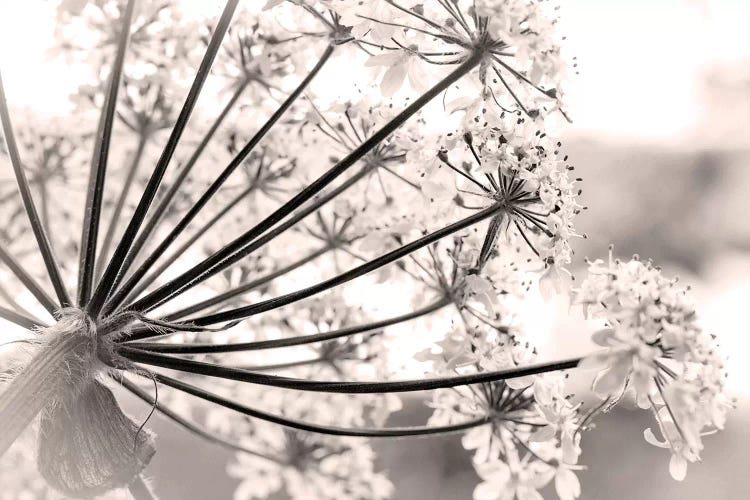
[96,130,149,281]
[77,0,136,306]
[119,346,582,394]
[123,296,450,349]
[116,375,279,462]
[161,244,333,322]
[0,71,71,308]
[109,78,250,296]
[151,371,491,437]
[105,44,335,314]
[128,51,483,314]
[180,203,502,326]
[0,240,58,317]
[88,0,240,317]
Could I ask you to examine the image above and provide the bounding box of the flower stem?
[105,44,336,315]
[152,371,491,437]
[77,0,137,306]
[112,77,251,291]
[161,244,334,322]
[128,50,484,314]
[123,296,450,349]
[0,70,71,308]
[117,375,280,462]
[183,203,502,326]
[96,129,149,282]
[87,0,240,317]
[118,346,581,394]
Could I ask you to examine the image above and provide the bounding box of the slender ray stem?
[96,129,149,280]
[129,51,483,314]
[77,0,136,306]
[178,203,502,326]
[0,71,71,308]
[151,371,492,437]
[119,347,581,394]
[122,182,259,304]
[105,44,335,314]
[0,241,58,317]
[0,304,46,330]
[0,281,37,319]
[109,77,250,293]
[126,161,378,314]
[123,296,450,349]
[88,0,240,317]
[235,357,326,372]
[161,244,333,321]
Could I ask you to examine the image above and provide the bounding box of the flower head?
[577,249,732,479]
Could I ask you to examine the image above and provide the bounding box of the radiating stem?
[182,203,502,326]
[105,44,336,314]
[162,244,333,321]
[128,50,484,314]
[119,345,582,394]
[121,182,258,305]
[151,371,492,437]
[0,304,46,330]
[77,0,137,306]
[110,78,250,294]
[88,0,240,317]
[0,241,58,317]
[96,130,149,281]
[0,70,71,308]
[123,296,450,348]
[117,375,277,461]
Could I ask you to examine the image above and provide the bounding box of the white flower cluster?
[577,250,732,480]
[429,357,583,500]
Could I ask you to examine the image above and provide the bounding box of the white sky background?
[0,1,748,393]
[2,0,749,140]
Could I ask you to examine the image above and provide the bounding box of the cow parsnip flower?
[0,1,729,499]
[576,249,732,480]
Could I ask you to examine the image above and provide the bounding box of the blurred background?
[1,0,748,498]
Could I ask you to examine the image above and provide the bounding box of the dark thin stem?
[0,71,71,308]
[88,0,240,317]
[77,0,136,306]
[161,244,333,322]
[117,375,276,461]
[127,161,375,316]
[0,304,46,330]
[123,297,449,349]
[128,475,155,500]
[119,346,582,394]
[151,371,491,437]
[105,45,335,314]
[96,130,148,281]
[108,78,250,294]
[128,51,484,314]
[180,203,502,326]
[122,182,258,304]
[0,282,37,319]
[237,357,325,371]
[0,241,58,317]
